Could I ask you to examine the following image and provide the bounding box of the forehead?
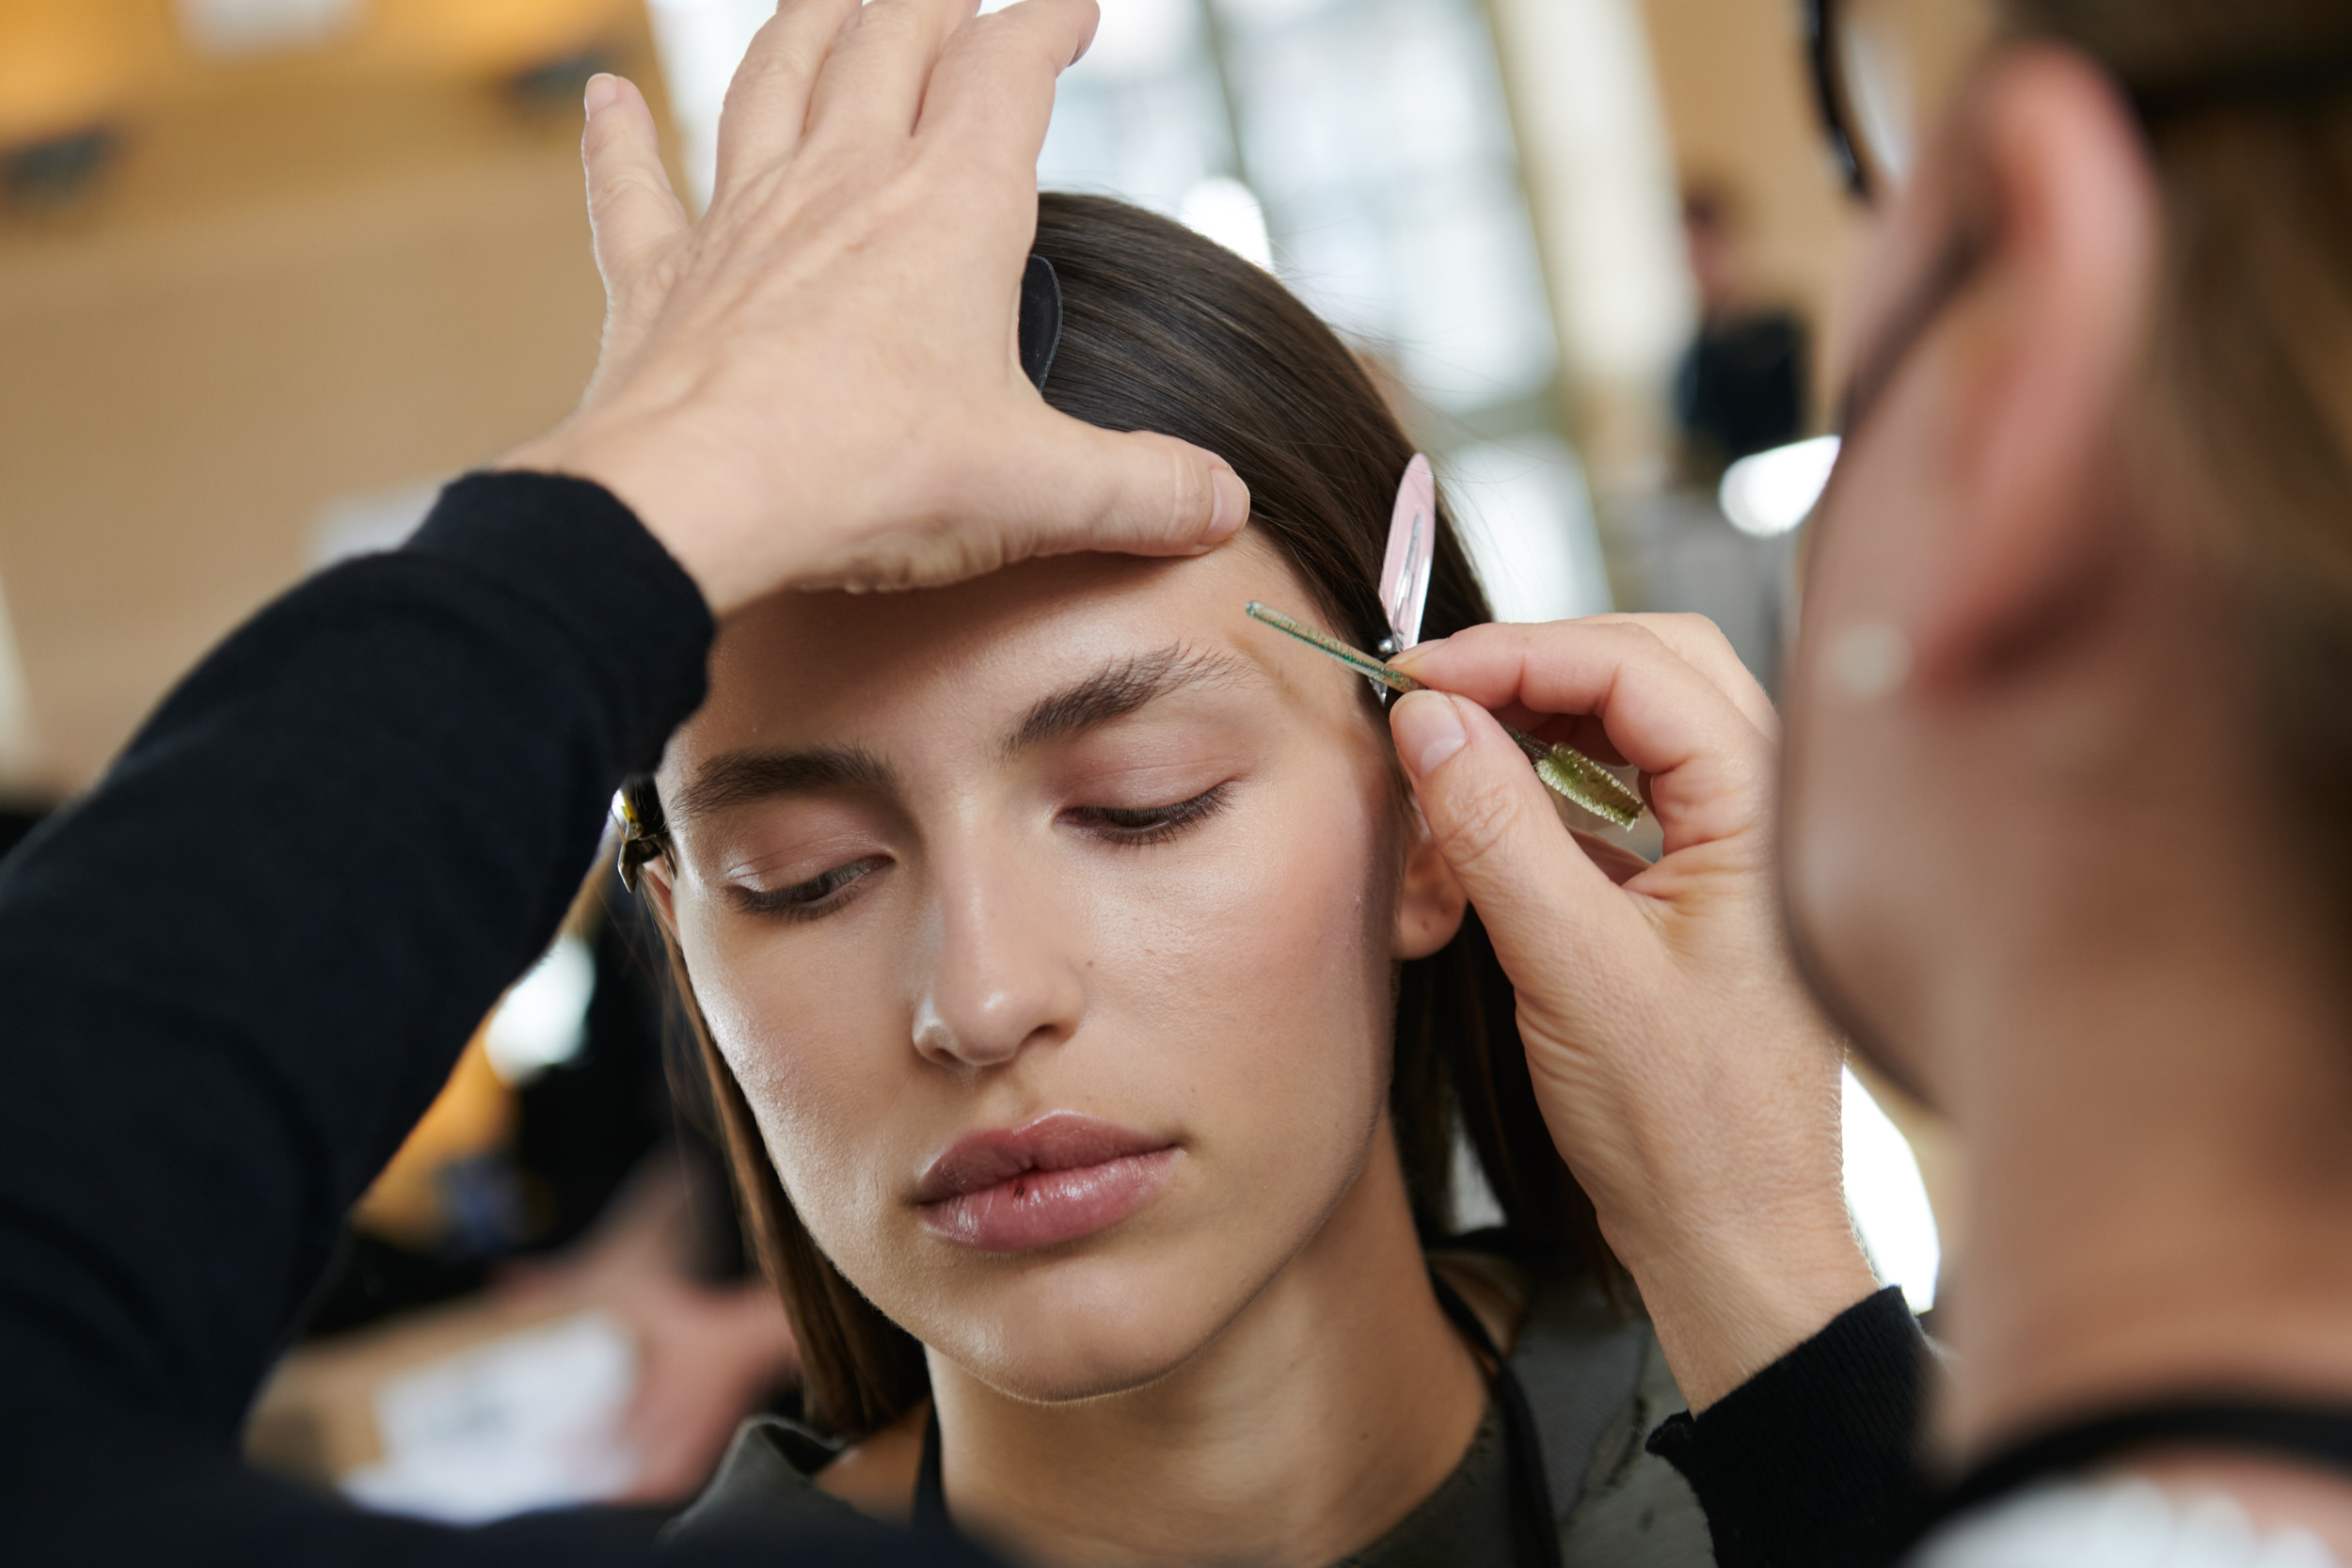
[665,534,1365,779]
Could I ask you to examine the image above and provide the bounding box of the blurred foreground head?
[1783,0,2352,1429]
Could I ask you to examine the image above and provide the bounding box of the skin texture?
[501,0,1248,613]
[1773,44,2352,1554]
[644,537,1492,1567]
[1387,626,1876,1413]
[1376,41,2352,1557]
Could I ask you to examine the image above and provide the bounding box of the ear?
[1910,46,2161,688]
[638,851,679,931]
[1394,795,1470,960]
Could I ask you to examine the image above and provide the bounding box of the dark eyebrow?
[675,745,897,822]
[1005,645,1252,755]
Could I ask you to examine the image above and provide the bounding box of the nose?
[910,836,1086,1071]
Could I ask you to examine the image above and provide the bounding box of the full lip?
[913,1111,1180,1253]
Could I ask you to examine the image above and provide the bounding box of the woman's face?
[647,536,1465,1402]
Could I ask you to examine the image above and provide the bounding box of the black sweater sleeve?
[0,474,982,1567]
[1647,1285,1932,1568]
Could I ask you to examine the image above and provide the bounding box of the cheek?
[1788,548,1894,998]
[660,740,1406,1345]
[1786,432,1941,1041]
[672,894,910,1240]
[1083,768,1401,1164]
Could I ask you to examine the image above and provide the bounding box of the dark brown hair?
[623,192,1611,1438]
[1997,2,2352,930]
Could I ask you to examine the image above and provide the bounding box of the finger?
[914,0,1099,176]
[710,0,865,198]
[1391,690,1649,1006]
[962,413,1251,563]
[582,75,689,287]
[1404,615,1774,741]
[802,0,980,151]
[1578,612,1780,737]
[1393,622,1773,853]
[1494,706,1629,766]
[1568,825,1652,885]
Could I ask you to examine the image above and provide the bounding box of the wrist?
[498,418,770,615]
[1620,1209,1882,1411]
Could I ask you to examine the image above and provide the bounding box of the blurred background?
[0,0,1948,1522]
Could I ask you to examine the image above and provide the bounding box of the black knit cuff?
[405,470,714,772]
[1646,1285,1929,1568]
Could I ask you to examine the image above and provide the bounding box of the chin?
[916,1238,1278,1405]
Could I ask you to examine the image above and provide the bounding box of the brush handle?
[1244,602,1646,829]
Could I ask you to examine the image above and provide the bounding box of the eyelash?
[1062,784,1232,846]
[729,786,1230,924]
[730,856,889,923]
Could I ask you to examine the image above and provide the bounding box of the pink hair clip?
[1376,453,1437,661]
[1241,452,1647,828]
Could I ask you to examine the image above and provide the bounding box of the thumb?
[1391,690,1633,987]
[999,416,1252,562]
[582,74,689,293]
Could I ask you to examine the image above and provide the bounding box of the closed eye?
[729,856,889,922]
[1061,784,1232,846]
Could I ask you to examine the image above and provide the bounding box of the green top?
[665,1273,1714,1567]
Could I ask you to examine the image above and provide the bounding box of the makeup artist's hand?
[1388,618,1879,1411]
[499,0,1248,615]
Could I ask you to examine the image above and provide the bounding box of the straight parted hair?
[623,193,1612,1439]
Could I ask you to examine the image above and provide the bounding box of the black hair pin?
[613,791,664,894]
[1018,253,1062,390]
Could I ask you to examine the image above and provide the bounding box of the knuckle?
[1615,619,1667,657]
[946,7,1068,71]
[628,249,685,304]
[723,27,828,109]
[1438,620,1506,664]
[581,115,628,162]
[1160,440,1210,537]
[777,36,829,84]
[1434,775,1524,877]
[1666,610,1721,645]
[590,166,660,210]
[846,0,927,48]
[949,8,1014,49]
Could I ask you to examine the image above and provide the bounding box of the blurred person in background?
[280,864,801,1509]
[1671,178,1812,478]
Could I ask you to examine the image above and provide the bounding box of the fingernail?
[1391,690,1468,780]
[1207,464,1249,542]
[583,73,621,115]
[1386,634,1449,673]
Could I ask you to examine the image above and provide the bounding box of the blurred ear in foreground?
[1904,48,2159,695]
